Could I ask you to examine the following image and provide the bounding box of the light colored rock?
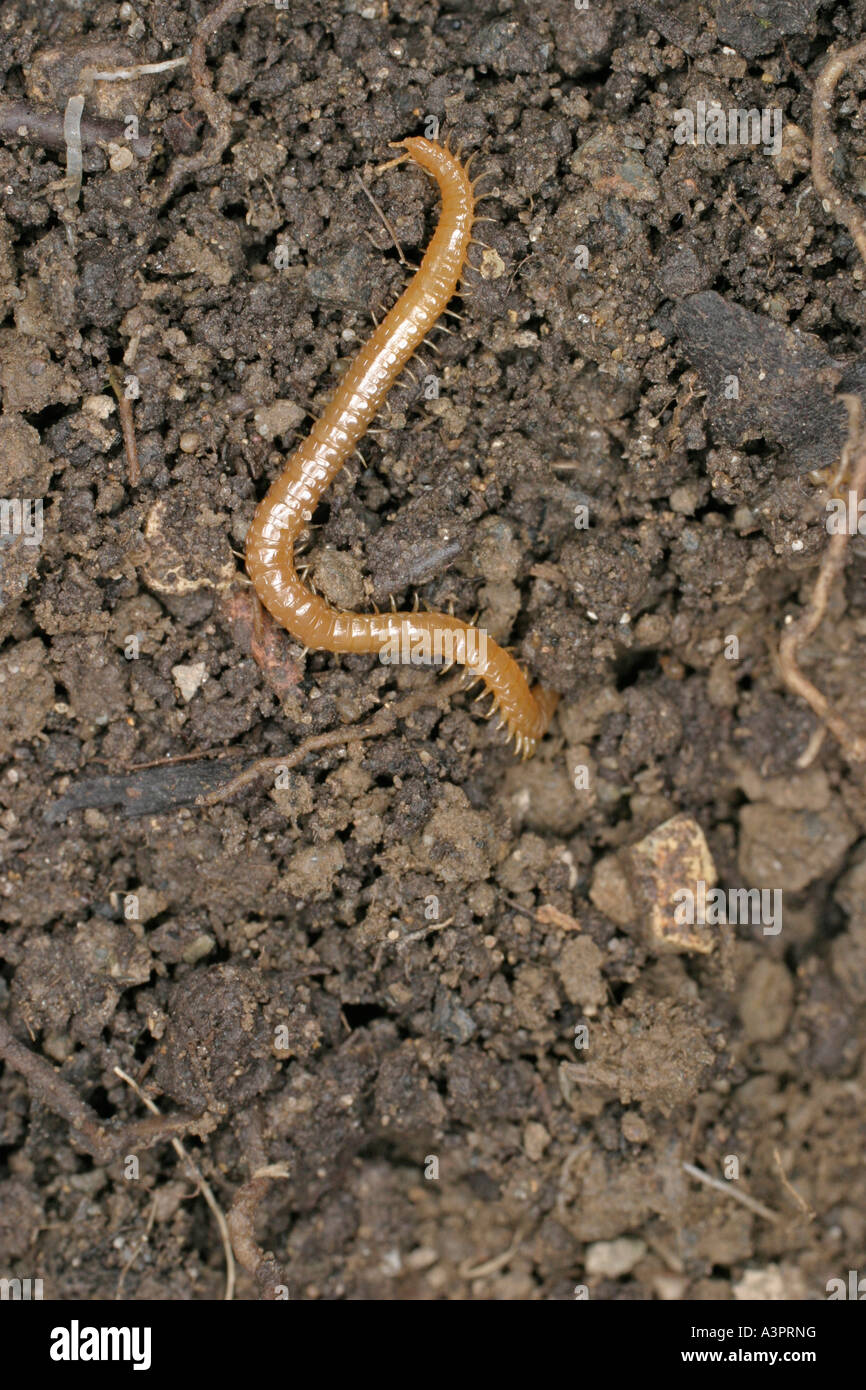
[585,1237,646,1278]
[253,399,306,441]
[733,1264,807,1300]
[589,853,636,927]
[739,958,794,1042]
[523,1122,550,1162]
[171,661,207,702]
[622,814,718,954]
[557,936,605,1013]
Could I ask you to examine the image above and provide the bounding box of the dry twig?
[108,365,140,487]
[0,1015,205,1163]
[778,396,866,761]
[197,674,466,806]
[158,0,266,204]
[227,1168,290,1299]
[773,1147,817,1221]
[114,1067,236,1301]
[0,98,153,159]
[812,38,866,266]
[777,39,866,759]
[682,1161,781,1224]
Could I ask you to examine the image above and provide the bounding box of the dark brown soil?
[1,0,866,1301]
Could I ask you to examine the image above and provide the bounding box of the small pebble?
[586,1237,647,1278]
[171,661,208,702]
[523,1122,550,1161]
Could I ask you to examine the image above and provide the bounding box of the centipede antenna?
[377,149,409,173]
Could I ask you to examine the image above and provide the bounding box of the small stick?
[197,709,396,805]
[126,748,229,772]
[0,1015,203,1162]
[114,1067,235,1301]
[227,1168,290,1300]
[108,366,140,486]
[682,1161,781,1223]
[772,42,866,759]
[0,98,153,158]
[778,395,866,761]
[196,674,465,806]
[812,37,866,266]
[773,1147,816,1221]
[394,916,454,949]
[115,1197,157,1300]
[458,1221,531,1280]
[159,0,267,205]
[0,1014,117,1162]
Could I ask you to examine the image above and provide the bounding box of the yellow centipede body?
[245,136,559,756]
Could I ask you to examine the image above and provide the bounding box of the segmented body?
[245,136,559,756]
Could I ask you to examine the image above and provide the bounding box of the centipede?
[245,135,559,757]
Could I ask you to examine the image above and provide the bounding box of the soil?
[1,0,865,1301]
